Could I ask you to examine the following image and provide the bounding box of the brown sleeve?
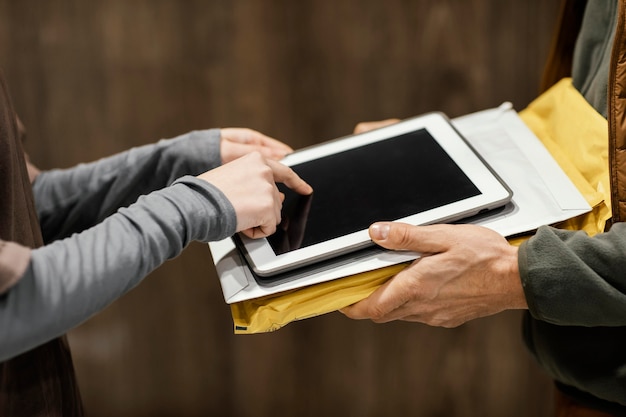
[0,240,31,294]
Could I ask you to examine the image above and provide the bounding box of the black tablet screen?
[267,128,480,255]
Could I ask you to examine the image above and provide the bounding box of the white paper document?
[208,103,591,303]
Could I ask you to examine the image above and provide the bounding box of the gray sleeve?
[518,223,626,326]
[33,129,222,243]
[0,175,236,362]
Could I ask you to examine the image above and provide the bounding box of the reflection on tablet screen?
[267,128,480,255]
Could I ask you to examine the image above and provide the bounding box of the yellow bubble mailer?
[519,78,610,235]
[231,77,610,334]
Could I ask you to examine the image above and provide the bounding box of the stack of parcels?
[208,78,610,334]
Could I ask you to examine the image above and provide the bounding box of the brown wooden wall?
[1,1,562,416]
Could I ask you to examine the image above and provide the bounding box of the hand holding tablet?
[235,112,513,277]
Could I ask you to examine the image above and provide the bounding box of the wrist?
[501,245,528,310]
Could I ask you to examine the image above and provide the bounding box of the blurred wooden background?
[1,1,562,416]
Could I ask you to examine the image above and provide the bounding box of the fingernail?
[370,223,390,240]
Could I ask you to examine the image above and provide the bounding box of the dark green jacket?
[519,0,626,413]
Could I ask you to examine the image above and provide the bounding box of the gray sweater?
[0,129,236,361]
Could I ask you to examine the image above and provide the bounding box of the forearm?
[0,176,235,361]
[519,223,626,326]
[33,129,221,242]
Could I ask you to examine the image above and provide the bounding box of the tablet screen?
[267,128,480,255]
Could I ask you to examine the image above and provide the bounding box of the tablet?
[234,112,512,277]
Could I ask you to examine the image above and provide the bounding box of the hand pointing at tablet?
[198,151,313,239]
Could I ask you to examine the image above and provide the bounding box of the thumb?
[368,222,419,251]
[369,222,450,254]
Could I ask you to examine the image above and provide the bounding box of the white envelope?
[209,103,591,303]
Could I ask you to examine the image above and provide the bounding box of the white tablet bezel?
[235,112,512,277]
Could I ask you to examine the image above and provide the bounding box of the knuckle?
[425,313,446,327]
[246,148,266,162]
[428,311,463,328]
[392,225,415,247]
[262,223,277,236]
[438,318,461,328]
[260,164,273,180]
[246,150,260,160]
[367,305,388,321]
[341,309,356,319]
[260,195,275,212]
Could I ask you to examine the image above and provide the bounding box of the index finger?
[266,159,313,195]
[341,266,417,321]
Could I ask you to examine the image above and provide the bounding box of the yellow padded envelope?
[231,78,610,334]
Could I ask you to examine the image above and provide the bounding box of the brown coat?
[0,72,83,416]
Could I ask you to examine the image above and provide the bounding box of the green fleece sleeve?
[518,224,626,326]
